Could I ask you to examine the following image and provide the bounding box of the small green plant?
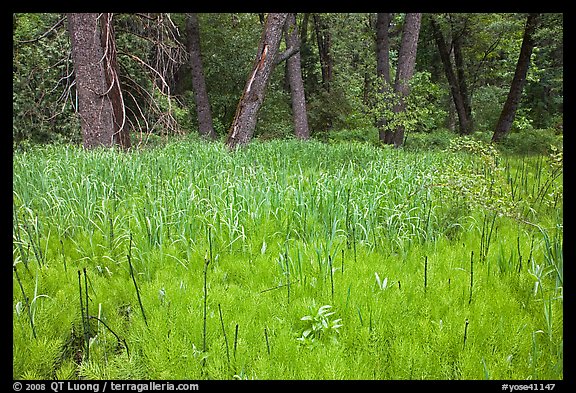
[297,304,343,345]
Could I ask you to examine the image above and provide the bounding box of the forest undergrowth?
[12,137,563,380]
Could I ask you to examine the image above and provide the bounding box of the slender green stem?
[14,265,36,339]
[127,246,147,327]
[218,304,230,365]
[203,257,209,355]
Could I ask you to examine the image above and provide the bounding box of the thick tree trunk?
[68,13,129,149]
[375,13,393,144]
[186,13,217,140]
[430,16,472,136]
[492,13,540,142]
[392,13,422,148]
[285,13,310,140]
[225,13,288,149]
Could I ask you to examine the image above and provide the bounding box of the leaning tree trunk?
[285,13,310,140]
[392,13,422,148]
[430,16,472,136]
[68,13,130,149]
[225,13,288,149]
[186,13,217,140]
[492,13,540,142]
[453,34,473,134]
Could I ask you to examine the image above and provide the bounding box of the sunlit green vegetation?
[13,137,562,379]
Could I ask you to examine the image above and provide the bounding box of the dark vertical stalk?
[127,236,147,326]
[352,226,357,265]
[208,226,213,266]
[284,250,290,305]
[264,327,271,356]
[83,268,90,336]
[203,257,210,356]
[517,235,523,273]
[469,251,474,305]
[109,217,114,251]
[328,254,334,303]
[463,318,469,349]
[485,214,496,261]
[424,255,428,292]
[233,323,239,360]
[345,187,351,249]
[78,270,89,361]
[218,304,230,366]
[14,265,36,339]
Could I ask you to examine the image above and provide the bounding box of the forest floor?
[12,137,563,380]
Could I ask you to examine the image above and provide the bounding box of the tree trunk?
[430,16,472,136]
[285,13,310,140]
[225,13,288,149]
[392,13,422,148]
[375,13,393,143]
[453,34,473,134]
[313,13,332,91]
[376,13,392,85]
[68,13,130,149]
[492,13,540,142]
[186,13,217,140]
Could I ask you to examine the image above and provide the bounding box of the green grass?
[12,137,563,380]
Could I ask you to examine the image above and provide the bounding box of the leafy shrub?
[403,128,456,151]
[327,127,379,144]
[472,85,507,131]
[367,72,447,137]
[308,87,355,139]
[497,128,562,155]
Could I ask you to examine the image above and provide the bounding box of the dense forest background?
[13,13,563,153]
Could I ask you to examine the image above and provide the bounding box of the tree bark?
[392,13,422,148]
[430,16,472,136]
[313,13,332,91]
[186,13,217,140]
[100,13,130,148]
[375,13,393,143]
[492,13,540,142]
[225,13,288,149]
[68,13,130,149]
[285,13,310,140]
[376,13,392,86]
[453,34,473,134]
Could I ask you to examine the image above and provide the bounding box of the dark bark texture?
[226,13,288,149]
[392,13,422,147]
[492,13,540,142]
[313,14,332,91]
[186,13,217,140]
[430,16,472,135]
[376,13,393,143]
[285,13,310,140]
[376,13,392,85]
[68,13,129,149]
